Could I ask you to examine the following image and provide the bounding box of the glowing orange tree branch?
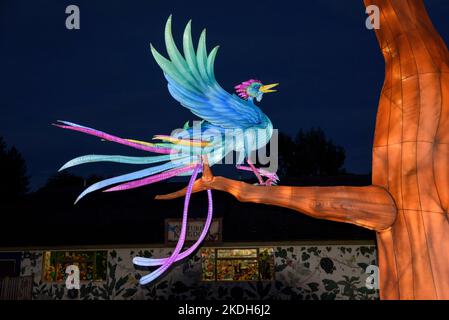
[156,164,397,231]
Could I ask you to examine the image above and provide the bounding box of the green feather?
[207,45,220,82]
[150,44,199,93]
[196,29,209,83]
[182,20,203,84]
[164,16,200,91]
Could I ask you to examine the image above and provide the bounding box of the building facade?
[1,241,379,300]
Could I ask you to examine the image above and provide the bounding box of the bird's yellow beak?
[259,83,279,93]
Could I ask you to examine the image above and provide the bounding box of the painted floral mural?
[17,243,378,300]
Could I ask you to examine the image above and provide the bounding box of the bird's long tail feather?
[55,121,205,203]
[137,163,210,285]
[53,120,173,154]
[133,189,212,267]
[103,164,196,192]
[56,121,214,285]
[59,154,186,171]
[73,160,195,204]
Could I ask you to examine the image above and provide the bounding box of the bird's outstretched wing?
[151,16,267,130]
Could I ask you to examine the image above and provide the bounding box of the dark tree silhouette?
[0,137,29,202]
[44,171,85,189]
[43,171,105,190]
[278,128,346,178]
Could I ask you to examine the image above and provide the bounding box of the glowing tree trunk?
[158,0,449,300]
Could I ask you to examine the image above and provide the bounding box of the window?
[42,250,107,282]
[0,261,17,278]
[0,252,21,278]
[201,248,274,282]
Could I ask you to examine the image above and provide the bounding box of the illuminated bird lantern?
[56,16,279,284]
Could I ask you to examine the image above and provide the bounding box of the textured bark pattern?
[158,0,449,299]
[158,176,396,231]
[367,0,449,299]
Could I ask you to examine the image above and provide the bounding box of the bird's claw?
[236,165,280,185]
[259,170,280,183]
[252,178,278,187]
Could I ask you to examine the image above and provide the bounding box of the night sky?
[1,0,449,190]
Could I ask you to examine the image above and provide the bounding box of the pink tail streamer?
[138,163,202,285]
[53,123,173,154]
[132,188,213,267]
[104,164,196,192]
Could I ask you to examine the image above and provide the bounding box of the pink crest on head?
[234,79,261,100]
